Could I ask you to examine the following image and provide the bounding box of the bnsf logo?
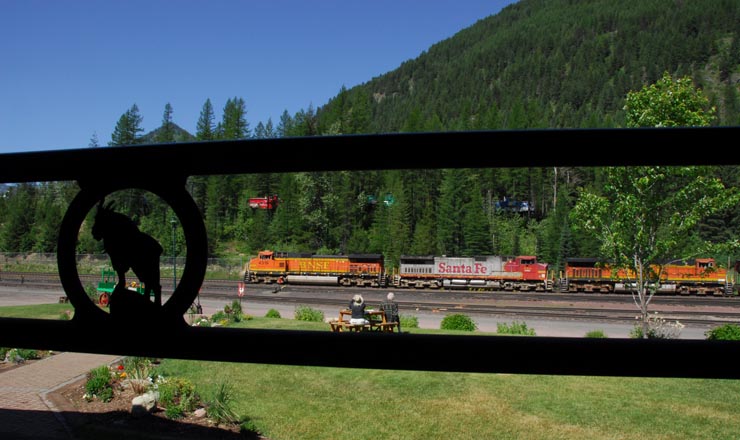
[438,262,488,274]
[298,260,330,271]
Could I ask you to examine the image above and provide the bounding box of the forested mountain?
[2,0,739,273]
[313,0,740,133]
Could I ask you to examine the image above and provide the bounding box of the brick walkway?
[0,352,120,439]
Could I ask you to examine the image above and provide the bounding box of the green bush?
[158,377,199,417]
[15,348,42,360]
[497,321,536,336]
[440,314,477,331]
[85,365,113,402]
[165,405,185,419]
[211,310,228,323]
[84,283,99,303]
[229,299,243,322]
[294,305,324,322]
[400,314,418,329]
[585,329,608,338]
[265,308,281,318]
[705,323,740,340]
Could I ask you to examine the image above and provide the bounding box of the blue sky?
[0,0,516,153]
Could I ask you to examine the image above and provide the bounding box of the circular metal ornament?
[57,182,207,325]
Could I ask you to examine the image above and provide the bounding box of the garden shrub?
[229,299,243,322]
[265,308,281,318]
[585,329,608,338]
[440,314,477,331]
[705,323,740,340]
[294,305,324,322]
[158,377,200,418]
[85,365,114,402]
[400,314,418,329]
[497,321,536,336]
[630,313,684,339]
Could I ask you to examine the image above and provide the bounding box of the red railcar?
[247,195,278,210]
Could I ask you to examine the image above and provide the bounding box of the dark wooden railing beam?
[1,128,739,379]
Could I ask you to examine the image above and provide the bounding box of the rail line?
[2,271,740,328]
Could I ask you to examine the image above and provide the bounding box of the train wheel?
[98,292,109,307]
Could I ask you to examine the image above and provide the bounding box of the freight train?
[242,250,736,296]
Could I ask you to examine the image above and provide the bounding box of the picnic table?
[329,308,399,333]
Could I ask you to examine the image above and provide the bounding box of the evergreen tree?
[155,102,176,143]
[196,98,216,141]
[218,97,250,139]
[88,132,100,148]
[263,118,276,138]
[253,121,267,139]
[109,104,144,146]
[276,110,294,137]
[437,169,469,255]
[1,184,37,252]
[462,180,493,255]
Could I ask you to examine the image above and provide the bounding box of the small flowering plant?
[115,364,127,380]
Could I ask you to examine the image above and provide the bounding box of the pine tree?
[253,122,267,139]
[196,99,216,141]
[1,184,37,252]
[109,104,144,146]
[88,132,100,148]
[219,97,250,139]
[437,169,468,255]
[155,103,176,143]
[276,110,294,137]
[462,181,493,255]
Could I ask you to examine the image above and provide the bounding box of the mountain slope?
[316,0,740,133]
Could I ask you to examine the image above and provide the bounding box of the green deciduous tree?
[571,166,737,337]
[623,72,716,127]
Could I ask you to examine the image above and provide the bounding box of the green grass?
[153,318,740,440]
[4,305,739,439]
[0,303,74,320]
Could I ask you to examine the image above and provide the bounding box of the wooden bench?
[371,322,399,332]
[329,320,368,332]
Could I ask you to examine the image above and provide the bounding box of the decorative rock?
[194,408,207,418]
[131,391,158,417]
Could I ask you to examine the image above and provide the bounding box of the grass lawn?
[4,304,739,440]
[0,303,74,320]
[155,317,740,440]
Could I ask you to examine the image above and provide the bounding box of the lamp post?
[170,217,177,293]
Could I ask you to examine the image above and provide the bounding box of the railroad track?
[2,271,740,327]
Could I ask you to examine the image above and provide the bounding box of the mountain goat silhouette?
[92,201,164,307]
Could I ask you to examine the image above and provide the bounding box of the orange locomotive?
[560,258,733,295]
[243,250,387,287]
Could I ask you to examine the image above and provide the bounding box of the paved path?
[0,352,120,439]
